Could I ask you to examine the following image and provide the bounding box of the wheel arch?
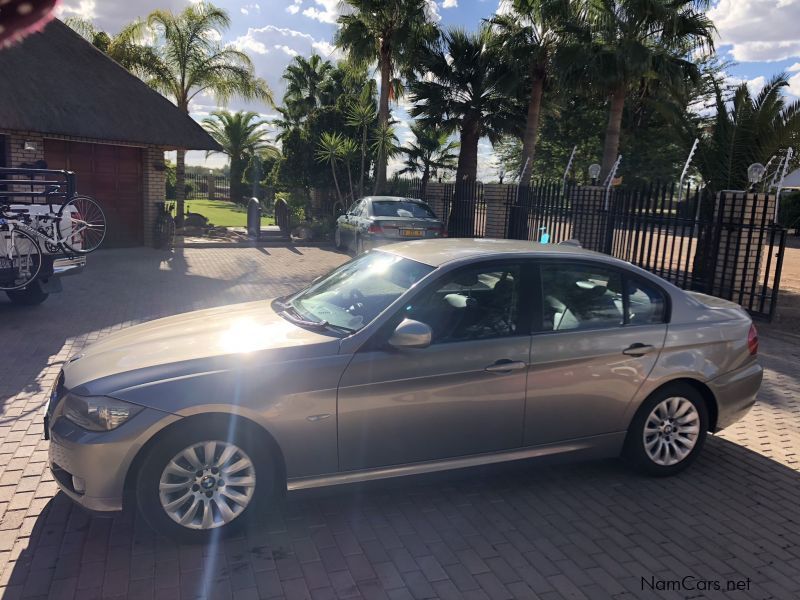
[123,412,287,504]
[641,377,719,432]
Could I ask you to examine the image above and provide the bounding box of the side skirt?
[287,432,626,491]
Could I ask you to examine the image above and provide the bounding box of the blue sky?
[58,0,800,177]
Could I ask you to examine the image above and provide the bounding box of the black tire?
[334,227,344,250]
[6,282,48,305]
[624,382,708,476]
[136,417,278,543]
[0,227,42,291]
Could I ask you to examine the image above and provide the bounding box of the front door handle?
[485,359,527,373]
[622,343,655,357]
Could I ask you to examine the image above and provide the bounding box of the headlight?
[62,394,143,431]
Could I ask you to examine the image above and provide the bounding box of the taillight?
[428,226,443,237]
[368,223,383,234]
[747,324,758,356]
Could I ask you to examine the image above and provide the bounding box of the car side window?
[626,277,667,325]
[540,264,624,331]
[405,265,520,343]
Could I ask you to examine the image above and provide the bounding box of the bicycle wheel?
[0,227,42,291]
[59,195,107,254]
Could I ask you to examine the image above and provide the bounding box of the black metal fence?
[184,173,231,201]
[503,180,787,321]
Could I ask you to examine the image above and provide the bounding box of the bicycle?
[153,201,176,250]
[0,196,106,291]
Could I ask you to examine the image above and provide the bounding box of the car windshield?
[285,252,434,333]
[372,201,437,219]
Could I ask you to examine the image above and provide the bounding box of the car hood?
[63,300,336,390]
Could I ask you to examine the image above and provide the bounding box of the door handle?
[622,343,655,357]
[485,360,527,373]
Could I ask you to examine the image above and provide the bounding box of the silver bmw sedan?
[46,239,762,542]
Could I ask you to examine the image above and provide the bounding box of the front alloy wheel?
[158,440,256,530]
[625,383,708,476]
[137,418,274,542]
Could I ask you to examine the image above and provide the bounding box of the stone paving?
[0,246,799,600]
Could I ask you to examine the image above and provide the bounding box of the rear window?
[372,201,436,219]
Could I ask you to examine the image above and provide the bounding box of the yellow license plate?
[400,229,424,238]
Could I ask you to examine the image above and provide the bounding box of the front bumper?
[48,407,180,512]
[708,360,763,432]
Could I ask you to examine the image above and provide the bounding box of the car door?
[523,260,668,445]
[337,262,532,471]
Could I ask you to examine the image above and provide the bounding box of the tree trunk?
[375,47,391,194]
[229,157,245,205]
[421,165,430,201]
[519,72,545,186]
[330,162,343,204]
[450,118,480,237]
[175,148,186,228]
[346,162,355,202]
[601,83,626,181]
[359,126,367,198]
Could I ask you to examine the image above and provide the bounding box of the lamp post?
[498,165,506,185]
[588,163,601,186]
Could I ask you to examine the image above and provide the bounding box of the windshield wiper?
[280,308,356,335]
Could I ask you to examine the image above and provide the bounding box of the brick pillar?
[711,190,776,306]
[425,182,447,223]
[570,185,609,252]
[207,175,216,201]
[142,147,167,247]
[483,184,509,239]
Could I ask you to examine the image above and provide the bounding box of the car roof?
[376,238,608,267]
[362,196,425,203]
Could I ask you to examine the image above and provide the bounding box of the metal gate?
[504,181,787,321]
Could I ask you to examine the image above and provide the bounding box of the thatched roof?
[0,20,219,151]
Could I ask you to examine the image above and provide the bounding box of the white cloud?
[425,0,441,22]
[274,44,299,57]
[788,72,800,99]
[240,3,260,15]
[57,0,97,20]
[709,0,800,62]
[302,0,339,24]
[232,35,269,55]
[286,0,302,15]
[788,62,800,73]
[442,0,458,8]
[312,40,342,60]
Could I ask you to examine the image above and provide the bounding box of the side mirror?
[388,319,432,350]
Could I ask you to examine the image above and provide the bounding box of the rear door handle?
[485,360,527,373]
[622,343,655,357]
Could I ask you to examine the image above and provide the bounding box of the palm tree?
[411,27,520,187]
[571,0,715,179]
[317,132,346,204]
[490,0,574,185]
[346,89,378,197]
[283,54,334,116]
[144,2,273,226]
[411,27,520,234]
[64,17,158,75]
[695,74,800,191]
[399,122,458,198]
[202,111,276,203]
[336,0,438,194]
[370,125,400,194]
[339,138,360,201]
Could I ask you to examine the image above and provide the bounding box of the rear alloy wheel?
[137,420,275,543]
[625,383,708,476]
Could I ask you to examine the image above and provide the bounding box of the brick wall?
[142,147,167,247]
[483,184,508,239]
[712,190,777,305]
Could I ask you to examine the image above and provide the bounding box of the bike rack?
[0,167,77,205]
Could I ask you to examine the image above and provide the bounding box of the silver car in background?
[46,239,762,542]
[334,196,445,254]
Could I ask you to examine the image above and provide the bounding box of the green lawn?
[182,198,275,227]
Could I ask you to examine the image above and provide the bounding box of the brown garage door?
[44,139,143,247]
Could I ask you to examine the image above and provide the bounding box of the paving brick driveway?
[0,246,799,600]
